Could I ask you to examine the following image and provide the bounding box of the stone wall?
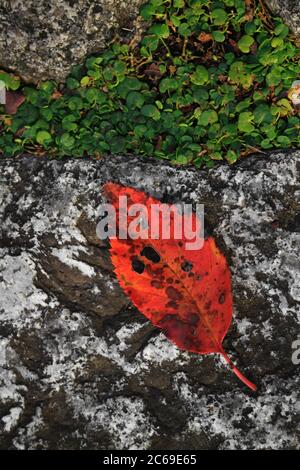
[0,0,145,83]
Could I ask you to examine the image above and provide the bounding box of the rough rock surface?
[265,0,300,35]
[0,0,145,83]
[0,151,299,449]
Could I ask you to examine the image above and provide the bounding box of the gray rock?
[0,0,145,83]
[265,0,300,35]
[0,152,299,449]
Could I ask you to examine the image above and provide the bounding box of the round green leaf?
[238,35,255,53]
[190,65,209,86]
[148,23,170,38]
[60,133,75,148]
[68,97,84,111]
[141,104,161,120]
[40,108,53,122]
[238,112,255,133]
[62,115,78,132]
[159,77,179,93]
[193,88,209,103]
[198,110,218,126]
[274,23,289,38]
[271,37,284,48]
[277,135,290,147]
[211,8,228,26]
[85,56,103,69]
[126,91,145,109]
[86,88,99,103]
[245,22,257,35]
[178,22,192,37]
[113,60,127,76]
[173,0,185,7]
[140,4,156,20]
[261,138,272,149]
[0,72,21,91]
[253,104,273,124]
[80,76,91,87]
[36,130,52,145]
[266,66,282,86]
[212,31,225,42]
[226,150,238,164]
[66,77,80,89]
[116,77,143,98]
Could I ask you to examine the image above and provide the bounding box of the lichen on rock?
[0,0,146,83]
[0,151,299,449]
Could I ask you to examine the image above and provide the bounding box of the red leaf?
[5,91,25,115]
[103,182,257,391]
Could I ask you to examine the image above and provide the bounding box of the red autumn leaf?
[4,91,25,115]
[103,182,257,391]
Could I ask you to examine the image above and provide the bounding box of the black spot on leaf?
[166,286,183,301]
[131,257,145,274]
[140,246,161,263]
[166,300,178,309]
[181,260,193,272]
[151,279,161,289]
[189,313,199,325]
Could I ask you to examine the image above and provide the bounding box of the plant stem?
[220,349,257,392]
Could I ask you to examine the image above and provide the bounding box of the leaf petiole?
[220,349,257,392]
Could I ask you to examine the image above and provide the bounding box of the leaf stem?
[220,349,257,392]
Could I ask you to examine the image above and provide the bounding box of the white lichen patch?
[142,334,186,364]
[52,246,96,278]
[2,406,23,433]
[0,252,48,325]
[180,377,299,450]
[77,396,156,450]
[12,406,45,450]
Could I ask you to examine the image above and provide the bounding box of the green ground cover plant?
[0,0,299,167]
